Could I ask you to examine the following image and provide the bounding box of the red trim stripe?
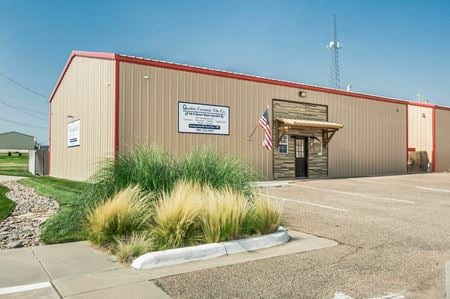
[49,51,450,112]
[432,107,436,172]
[48,100,52,175]
[115,54,409,106]
[407,101,435,108]
[114,58,120,159]
[406,105,409,172]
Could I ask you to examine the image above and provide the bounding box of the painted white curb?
[132,227,289,270]
[223,229,289,254]
[132,243,225,270]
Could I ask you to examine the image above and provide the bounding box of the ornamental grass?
[86,186,150,246]
[200,187,249,243]
[248,196,284,235]
[149,182,203,250]
[114,232,153,264]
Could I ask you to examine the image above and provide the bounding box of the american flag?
[259,109,272,150]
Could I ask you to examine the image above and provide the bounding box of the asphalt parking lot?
[157,172,450,298]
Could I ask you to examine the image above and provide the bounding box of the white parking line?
[333,291,405,299]
[259,193,349,212]
[416,186,450,193]
[350,178,413,188]
[445,262,450,299]
[387,177,450,184]
[291,184,415,204]
[0,281,52,295]
[351,178,375,183]
[351,178,450,193]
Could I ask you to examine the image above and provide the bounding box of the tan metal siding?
[119,62,407,179]
[50,56,115,181]
[435,109,450,171]
[408,105,433,163]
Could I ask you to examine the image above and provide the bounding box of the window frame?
[278,134,289,154]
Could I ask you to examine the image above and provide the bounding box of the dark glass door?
[295,137,308,178]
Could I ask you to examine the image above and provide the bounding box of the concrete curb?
[222,227,289,255]
[132,227,289,270]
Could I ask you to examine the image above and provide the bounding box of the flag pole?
[247,105,270,141]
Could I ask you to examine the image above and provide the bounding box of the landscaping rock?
[0,180,59,249]
[6,241,23,249]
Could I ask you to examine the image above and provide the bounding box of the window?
[278,135,288,154]
[295,138,304,158]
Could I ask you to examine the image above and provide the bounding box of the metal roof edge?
[0,131,35,138]
[115,53,409,106]
[49,50,448,108]
[49,50,116,102]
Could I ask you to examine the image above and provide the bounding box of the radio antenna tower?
[327,15,341,89]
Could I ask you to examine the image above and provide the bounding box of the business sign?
[178,101,230,135]
[67,119,80,147]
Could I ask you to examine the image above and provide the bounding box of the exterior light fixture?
[143,75,149,80]
[422,113,426,118]
[67,115,74,119]
[299,90,307,97]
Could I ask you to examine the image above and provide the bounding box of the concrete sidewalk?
[0,231,336,298]
[0,242,170,298]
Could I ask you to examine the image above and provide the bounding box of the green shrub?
[86,186,150,246]
[0,185,15,222]
[248,196,283,235]
[150,182,203,250]
[180,148,256,198]
[78,146,178,214]
[200,187,249,243]
[41,209,86,244]
[115,233,152,264]
[74,147,256,221]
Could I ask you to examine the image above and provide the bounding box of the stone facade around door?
[273,100,328,179]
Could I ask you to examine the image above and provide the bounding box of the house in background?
[0,131,36,153]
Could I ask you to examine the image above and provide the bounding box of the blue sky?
[0,0,449,144]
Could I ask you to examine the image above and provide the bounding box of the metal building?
[49,51,450,181]
[0,131,36,153]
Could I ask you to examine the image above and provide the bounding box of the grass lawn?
[19,176,89,243]
[0,153,32,177]
[0,185,15,222]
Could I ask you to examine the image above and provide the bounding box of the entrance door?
[295,137,308,178]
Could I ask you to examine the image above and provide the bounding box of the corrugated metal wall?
[408,105,433,162]
[50,56,115,181]
[435,108,450,172]
[119,62,407,179]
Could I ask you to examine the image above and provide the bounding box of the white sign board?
[67,119,80,147]
[178,102,230,135]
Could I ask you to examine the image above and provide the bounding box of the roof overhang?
[274,118,344,147]
[48,51,450,111]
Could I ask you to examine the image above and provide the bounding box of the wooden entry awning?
[275,118,344,147]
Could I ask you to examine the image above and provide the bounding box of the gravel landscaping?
[0,180,59,249]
